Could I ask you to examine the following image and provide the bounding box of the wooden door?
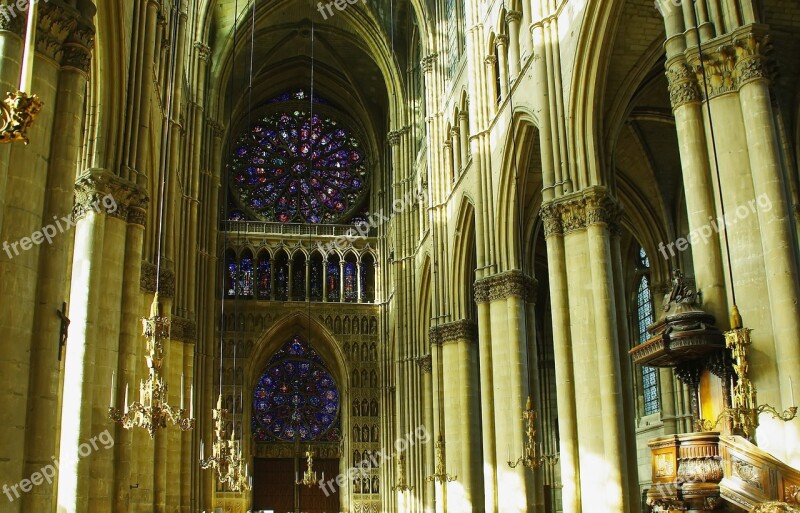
[252,457,341,513]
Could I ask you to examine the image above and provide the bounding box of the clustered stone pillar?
[659,0,800,464]
[431,320,482,511]
[474,271,537,513]
[541,188,633,513]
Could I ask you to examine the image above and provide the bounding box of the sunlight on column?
[446,479,470,512]
[581,452,620,513]
[497,466,527,513]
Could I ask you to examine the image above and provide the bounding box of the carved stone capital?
[474,270,537,304]
[415,354,432,373]
[73,168,149,222]
[421,54,437,73]
[61,25,95,74]
[485,54,497,66]
[688,27,774,99]
[140,261,176,297]
[505,11,522,25]
[666,59,702,109]
[495,34,509,49]
[171,315,197,343]
[0,1,26,35]
[429,319,477,346]
[540,202,563,238]
[36,1,81,63]
[541,188,620,236]
[194,41,211,61]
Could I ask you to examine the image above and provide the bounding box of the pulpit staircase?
[646,432,800,511]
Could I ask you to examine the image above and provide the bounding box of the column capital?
[541,187,621,236]
[429,319,478,346]
[194,41,211,61]
[684,25,773,100]
[494,34,509,48]
[415,354,432,373]
[505,11,522,24]
[666,58,702,109]
[474,270,537,304]
[421,53,438,73]
[140,261,176,298]
[74,168,149,222]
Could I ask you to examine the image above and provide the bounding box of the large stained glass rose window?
[231,104,368,224]
[252,335,341,442]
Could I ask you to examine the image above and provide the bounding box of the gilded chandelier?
[200,395,251,492]
[426,435,457,483]
[392,453,414,492]
[696,306,797,439]
[296,447,322,487]
[108,294,195,438]
[508,397,559,470]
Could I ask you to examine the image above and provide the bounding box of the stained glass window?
[252,336,341,442]
[257,258,271,299]
[636,248,660,415]
[343,261,357,302]
[230,105,368,224]
[292,255,306,301]
[310,256,323,301]
[239,256,254,297]
[226,256,237,298]
[327,262,340,301]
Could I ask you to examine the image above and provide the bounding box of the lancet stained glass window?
[636,248,660,415]
[252,336,341,442]
[231,106,368,224]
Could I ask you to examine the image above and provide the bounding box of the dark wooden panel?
[253,458,294,512]
[252,458,341,513]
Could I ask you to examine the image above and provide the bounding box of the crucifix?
[57,302,70,361]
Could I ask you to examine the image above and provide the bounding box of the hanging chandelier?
[200,394,251,491]
[296,447,323,487]
[108,293,194,438]
[392,452,414,492]
[507,397,558,470]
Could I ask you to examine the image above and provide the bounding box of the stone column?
[23,13,94,513]
[734,33,800,464]
[494,35,509,101]
[505,11,522,79]
[416,355,435,513]
[540,203,580,513]
[476,271,535,513]
[585,191,629,512]
[113,200,148,513]
[450,127,461,179]
[433,320,482,511]
[458,111,469,167]
[664,57,727,323]
[484,55,498,117]
[474,298,497,513]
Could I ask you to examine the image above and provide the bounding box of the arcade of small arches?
[223,246,377,303]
